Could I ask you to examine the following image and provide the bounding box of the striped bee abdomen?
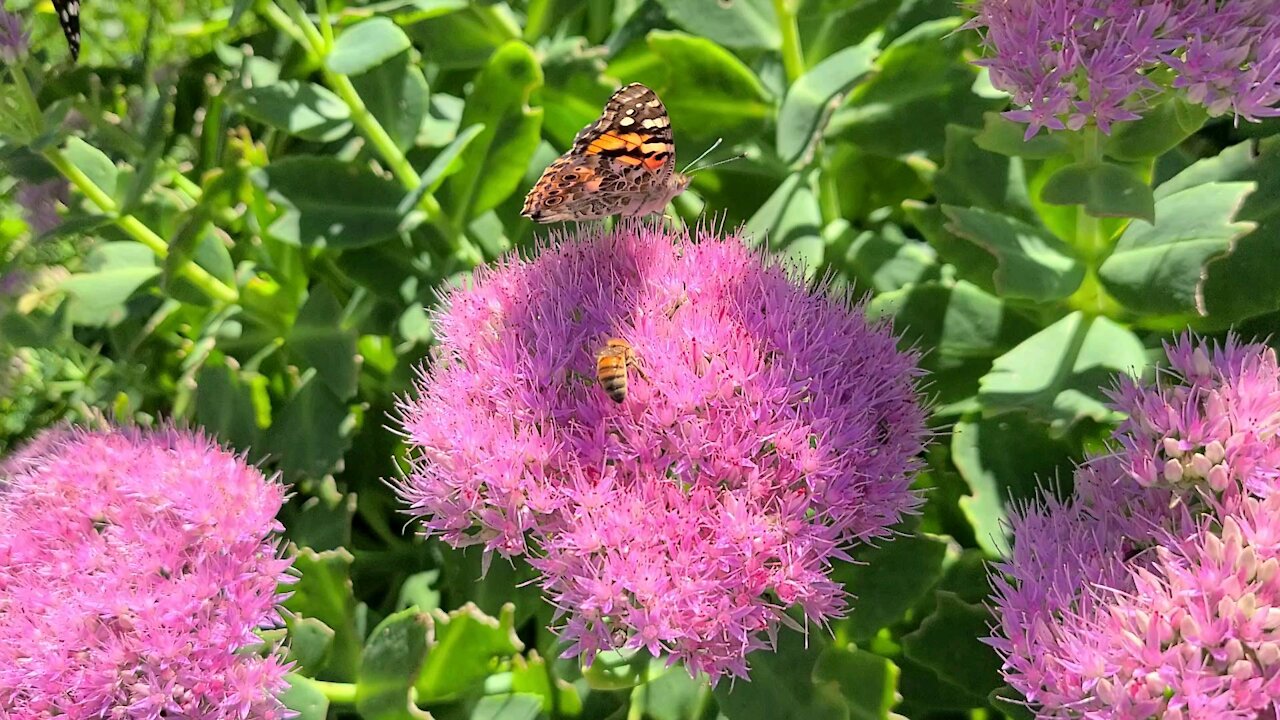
[595,338,636,403]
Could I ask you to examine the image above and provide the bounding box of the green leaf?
[978,312,1148,431]
[281,674,331,720]
[828,19,1003,158]
[952,415,1078,556]
[356,609,433,720]
[868,279,1038,411]
[630,664,706,720]
[896,655,986,712]
[1099,181,1256,317]
[417,123,486,196]
[1162,139,1280,323]
[902,202,999,293]
[286,547,363,680]
[265,373,354,478]
[813,646,900,720]
[327,18,412,76]
[934,125,1038,224]
[406,5,516,70]
[944,206,1085,302]
[254,156,406,248]
[350,51,430,152]
[973,112,1070,159]
[1104,97,1207,162]
[468,694,544,720]
[443,41,543,221]
[618,30,773,141]
[1040,161,1156,222]
[119,82,175,215]
[744,171,824,278]
[714,630,845,720]
[416,603,524,702]
[63,137,119,199]
[830,220,939,294]
[397,570,442,613]
[777,41,878,164]
[832,533,947,641]
[59,242,159,327]
[233,81,352,142]
[163,168,241,292]
[655,0,779,50]
[288,286,359,400]
[285,476,356,552]
[286,617,337,674]
[194,360,260,451]
[902,593,1003,698]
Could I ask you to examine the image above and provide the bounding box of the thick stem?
[1066,124,1121,317]
[773,0,806,84]
[43,148,239,305]
[310,679,358,706]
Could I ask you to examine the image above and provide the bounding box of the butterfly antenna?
[687,152,747,174]
[681,138,724,174]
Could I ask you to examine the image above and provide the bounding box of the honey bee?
[595,338,637,403]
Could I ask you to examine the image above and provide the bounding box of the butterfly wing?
[52,0,80,60]
[522,83,679,223]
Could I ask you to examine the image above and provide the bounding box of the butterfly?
[522,83,737,224]
[52,0,80,60]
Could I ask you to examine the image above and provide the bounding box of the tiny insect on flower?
[595,338,637,403]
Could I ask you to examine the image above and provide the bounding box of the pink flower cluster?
[990,336,1280,718]
[395,222,927,681]
[0,425,295,719]
[967,0,1280,138]
[1110,336,1280,499]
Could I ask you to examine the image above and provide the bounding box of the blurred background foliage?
[1,0,1278,717]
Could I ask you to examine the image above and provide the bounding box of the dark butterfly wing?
[51,0,80,60]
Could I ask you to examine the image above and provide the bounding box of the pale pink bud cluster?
[1109,335,1280,499]
[990,336,1280,718]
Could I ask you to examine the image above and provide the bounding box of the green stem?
[274,0,328,54]
[43,148,240,305]
[522,0,552,42]
[316,0,335,49]
[260,0,311,49]
[311,679,358,706]
[772,0,805,84]
[1065,124,1123,317]
[263,0,482,266]
[475,3,522,40]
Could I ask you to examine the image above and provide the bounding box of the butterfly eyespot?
[545,196,564,207]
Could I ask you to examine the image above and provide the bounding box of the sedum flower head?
[1109,334,1280,500]
[0,425,295,719]
[396,222,927,681]
[967,0,1280,138]
[990,336,1280,718]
